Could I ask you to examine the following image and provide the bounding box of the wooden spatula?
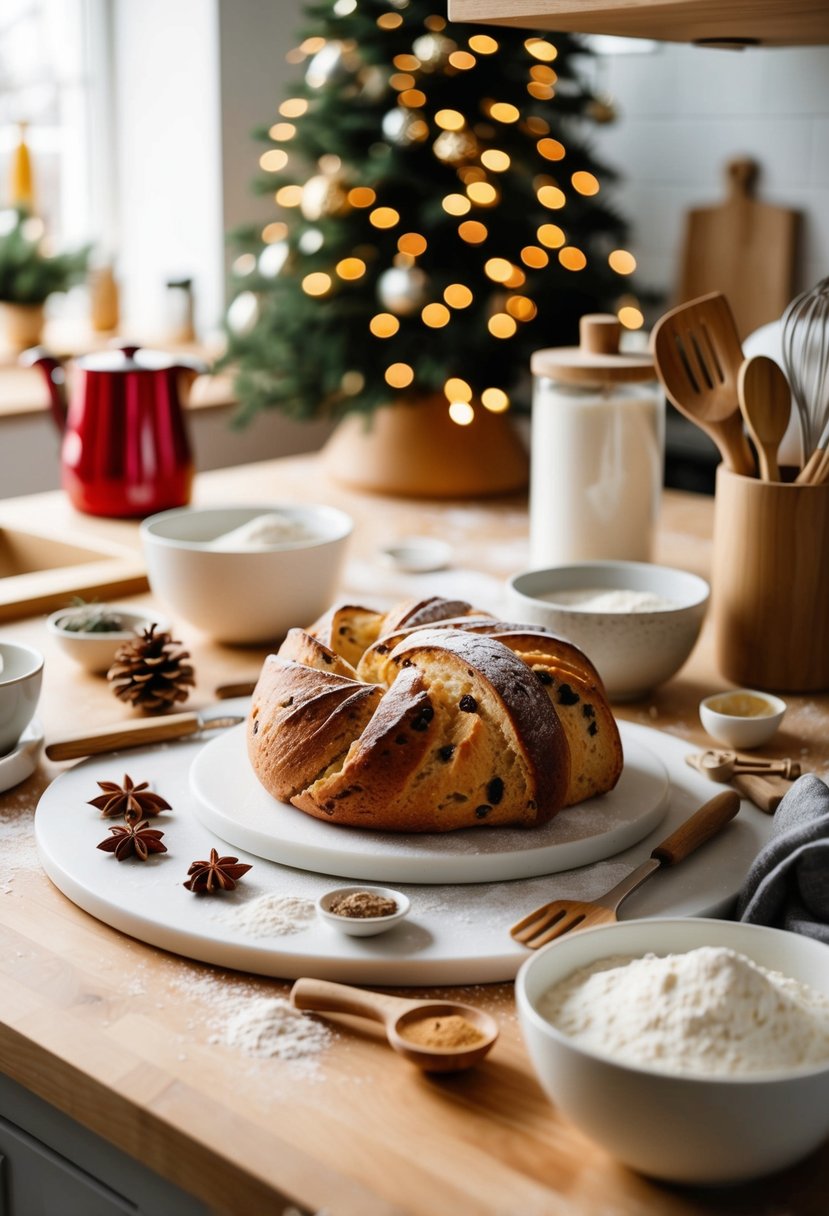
[738,355,791,481]
[651,293,755,476]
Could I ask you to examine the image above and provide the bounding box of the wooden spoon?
[651,292,755,476]
[737,355,791,481]
[290,977,498,1072]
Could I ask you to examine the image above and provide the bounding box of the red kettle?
[22,344,207,518]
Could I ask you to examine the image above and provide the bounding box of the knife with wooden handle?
[45,712,245,761]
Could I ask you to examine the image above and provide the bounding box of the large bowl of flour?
[516,917,829,1184]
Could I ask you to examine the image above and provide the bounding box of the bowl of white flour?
[516,917,829,1184]
[140,503,353,643]
[506,561,709,701]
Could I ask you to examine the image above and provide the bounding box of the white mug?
[0,642,44,755]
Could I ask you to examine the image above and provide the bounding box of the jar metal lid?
[531,314,655,385]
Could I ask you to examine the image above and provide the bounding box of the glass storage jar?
[529,315,663,567]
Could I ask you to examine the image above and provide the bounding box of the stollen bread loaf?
[247,599,623,832]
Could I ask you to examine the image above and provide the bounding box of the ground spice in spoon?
[399,1014,486,1050]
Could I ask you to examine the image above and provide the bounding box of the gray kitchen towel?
[737,773,829,943]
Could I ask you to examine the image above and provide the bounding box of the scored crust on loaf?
[525,663,623,805]
[277,627,358,679]
[306,603,386,667]
[247,596,622,832]
[289,629,570,831]
[379,596,474,634]
[247,656,383,801]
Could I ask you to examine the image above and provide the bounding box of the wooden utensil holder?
[712,466,829,691]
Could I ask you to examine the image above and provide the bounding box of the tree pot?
[321,394,529,498]
[0,301,45,352]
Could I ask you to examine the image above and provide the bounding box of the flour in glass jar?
[538,946,829,1076]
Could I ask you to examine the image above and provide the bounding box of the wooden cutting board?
[676,158,799,339]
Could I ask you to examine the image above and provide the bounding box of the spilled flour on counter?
[539,946,829,1077]
[171,968,335,1078]
[221,996,333,1061]
[0,788,41,894]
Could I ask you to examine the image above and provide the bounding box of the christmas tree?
[224,0,640,427]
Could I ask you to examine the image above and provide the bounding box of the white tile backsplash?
[587,42,829,307]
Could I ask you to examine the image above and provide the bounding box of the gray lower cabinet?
[0,1073,209,1216]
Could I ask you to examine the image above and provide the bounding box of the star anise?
[97,819,168,862]
[88,774,171,823]
[184,848,252,894]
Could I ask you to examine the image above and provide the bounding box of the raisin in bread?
[249,629,569,831]
[355,620,620,807]
[247,599,622,831]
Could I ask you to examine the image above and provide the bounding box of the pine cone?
[107,624,195,714]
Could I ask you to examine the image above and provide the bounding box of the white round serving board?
[190,723,669,884]
[35,714,775,986]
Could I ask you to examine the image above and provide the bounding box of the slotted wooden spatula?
[651,292,755,476]
[510,791,740,950]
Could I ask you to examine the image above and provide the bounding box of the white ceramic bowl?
[506,561,710,701]
[379,536,452,574]
[47,606,164,674]
[140,503,353,644]
[0,641,44,757]
[700,689,787,750]
[317,886,410,937]
[516,917,829,1185]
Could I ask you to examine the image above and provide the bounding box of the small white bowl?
[507,561,710,701]
[140,503,353,644]
[700,689,787,750]
[317,886,410,937]
[0,641,44,756]
[516,917,829,1185]
[379,537,452,574]
[47,606,163,674]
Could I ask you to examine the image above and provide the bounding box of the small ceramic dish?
[379,537,452,574]
[0,718,44,793]
[317,886,410,937]
[47,606,164,674]
[699,689,787,750]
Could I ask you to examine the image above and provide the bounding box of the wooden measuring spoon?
[737,355,791,482]
[651,292,755,476]
[290,977,498,1072]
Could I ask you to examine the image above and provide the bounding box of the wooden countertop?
[2,455,828,1216]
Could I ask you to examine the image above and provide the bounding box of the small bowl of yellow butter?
[699,689,786,749]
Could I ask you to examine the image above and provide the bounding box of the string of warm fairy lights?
[234,4,643,427]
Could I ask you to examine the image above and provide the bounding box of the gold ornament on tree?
[412,32,455,70]
[586,95,618,124]
[382,107,429,146]
[377,265,429,315]
[305,40,360,89]
[300,172,350,221]
[432,129,479,165]
[358,64,390,101]
[107,624,195,714]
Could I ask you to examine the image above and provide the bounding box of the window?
[0,0,113,253]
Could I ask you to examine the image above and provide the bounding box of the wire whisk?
[781,276,829,465]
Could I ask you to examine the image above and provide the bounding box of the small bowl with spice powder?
[317,885,410,936]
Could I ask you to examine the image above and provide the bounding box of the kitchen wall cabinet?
[448,1,829,48]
